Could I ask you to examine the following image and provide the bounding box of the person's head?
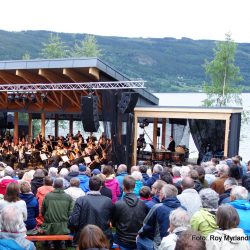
[70,177,80,188]
[169,136,173,141]
[4,166,14,178]
[70,164,79,173]
[20,181,31,194]
[174,229,206,250]
[181,177,195,190]
[48,167,58,177]
[217,164,229,178]
[153,164,163,174]
[139,186,151,199]
[180,166,191,179]
[224,177,238,191]
[172,166,181,177]
[102,165,114,177]
[139,165,147,174]
[130,165,139,173]
[230,186,249,201]
[77,224,109,250]
[59,168,69,177]
[53,178,63,189]
[160,184,178,201]
[199,188,219,209]
[195,166,206,182]
[169,208,190,232]
[117,164,127,174]
[151,180,166,196]
[131,171,143,181]
[190,169,199,180]
[160,171,173,184]
[216,204,239,230]
[4,182,20,202]
[0,206,24,233]
[247,160,250,171]
[44,176,53,186]
[89,176,102,191]
[33,169,45,179]
[123,176,136,193]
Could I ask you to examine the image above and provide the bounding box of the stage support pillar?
[55,114,58,138]
[28,113,32,142]
[69,115,73,135]
[161,118,166,147]
[41,112,45,139]
[132,115,138,166]
[14,112,18,144]
[224,116,230,157]
[153,118,158,149]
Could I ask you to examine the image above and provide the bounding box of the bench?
[26,235,73,241]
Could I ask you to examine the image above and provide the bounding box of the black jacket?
[112,192,147,248]
[31,177,44,196]
[68,192,113,243]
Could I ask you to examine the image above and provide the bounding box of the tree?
[202,33,243,107]
[22,52,30,60]
[40,33,69,59]
[71,34,102,57]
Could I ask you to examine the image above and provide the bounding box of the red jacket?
[0,178,17,195]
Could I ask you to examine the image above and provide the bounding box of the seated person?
[0,206,36,250]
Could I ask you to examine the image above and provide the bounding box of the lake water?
[154,93,250,162]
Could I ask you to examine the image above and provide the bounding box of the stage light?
[14,94,22,102]
[7,94,14,103]
[41,93,48,103]
[30,93,37,103]
[22,94,29,103]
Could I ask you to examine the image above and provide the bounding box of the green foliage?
[22,52,30,60]
[202,33,243,106]
[40,33,69,59]
[71,34,102,57]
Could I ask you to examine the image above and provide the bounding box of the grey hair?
[0,206,23,233]
[161,184,178,199]
[70,164,79,172]
[4,166,14,177]
[217,164,229,176]
[70,177,80,187]
[169,208,190,228]
[117,164,127,174]
[48,167,58,177]
[131,171,143,181]
[224,177,238,188]
[53,178,63,189]
[180,166,191,178]
[231,186,248,200]
[199,188,219,209]
[153,164,163,174]
[59,168,69,177]
[172,166,181,177]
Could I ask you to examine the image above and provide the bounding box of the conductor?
[167,136,175,152]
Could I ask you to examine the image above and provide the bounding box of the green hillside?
[0,30,250,92]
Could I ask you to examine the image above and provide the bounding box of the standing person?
[30,169,45,196]
[116,164,128,198]
[0,166,17,195]
[0,182,27,234]
[68,176,113,246]
[167,136,175,152]
[210,164,229,194]
[64,178,85,202]
[113,176,147,250]
[41,178,73,250]
[19,181,39,231]
[36,176,54,226]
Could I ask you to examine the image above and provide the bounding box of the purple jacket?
[105,177,120,204]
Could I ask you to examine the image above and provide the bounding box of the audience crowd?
[0,155,250,250]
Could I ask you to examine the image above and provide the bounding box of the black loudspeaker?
[118,92,139,114]
[81,96,100,132]
[157,127,161,137]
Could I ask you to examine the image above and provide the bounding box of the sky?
[1,0,250,43]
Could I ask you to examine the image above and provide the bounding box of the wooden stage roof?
[0,58,158,115]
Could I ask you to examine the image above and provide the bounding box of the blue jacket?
[19,193,39,230]
[133,180,143,197]
[142,173,150,184]
[145,195,161,211]
[78,174,90,192]
[139,196,182,240]
[0,239,25,250]
[230,199,250,240]
[145,173,160,188]
[116,172,128,198]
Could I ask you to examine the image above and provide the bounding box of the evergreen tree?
[202,33,243,107]
[40,33,69,59]
[71,34,102,57]
[22,52,30,60]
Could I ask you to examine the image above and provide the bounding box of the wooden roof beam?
[38,69,68,83]
[16,70,46,83]
[0,71,24,84]
[89,67,100,80]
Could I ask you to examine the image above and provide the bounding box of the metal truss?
[0,81,145,92]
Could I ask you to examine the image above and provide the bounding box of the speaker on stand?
[117,92,139,114]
